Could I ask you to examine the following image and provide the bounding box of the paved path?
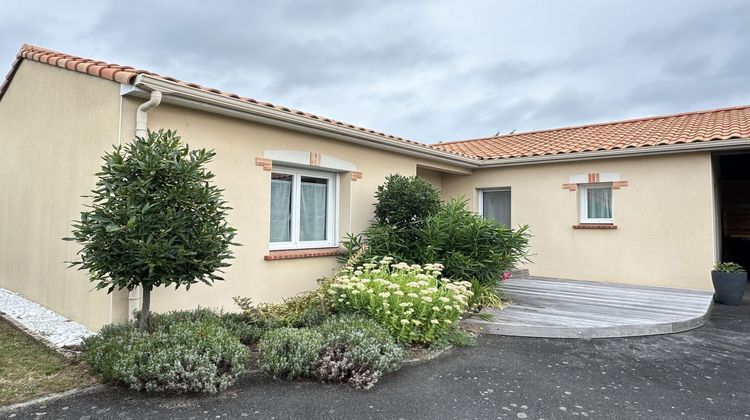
[463,277,714,338]
[3,289,749,419]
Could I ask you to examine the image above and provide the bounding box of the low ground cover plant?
[83,311,249,394]
[325,258,473,344]
[257,315,404,389]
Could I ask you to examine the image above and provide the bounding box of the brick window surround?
[264,247,346,261]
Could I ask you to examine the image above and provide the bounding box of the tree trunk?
[139,287,151,331]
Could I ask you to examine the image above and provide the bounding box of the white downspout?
[128,90,163,320]
[135,90,162,138]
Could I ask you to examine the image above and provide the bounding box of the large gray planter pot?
[711,271,748,305]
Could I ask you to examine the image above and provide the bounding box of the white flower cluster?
[327,258,473,343]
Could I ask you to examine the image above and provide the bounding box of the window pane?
[270,173,293,242]
[482,190,511,227]
[587,187,612,219]
[300,176,328,241]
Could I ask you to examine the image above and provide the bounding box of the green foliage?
[82,318,249,394]
[373,174,441,228]
[326,259,472,344]
[467,279,505,310]
[315,315,404,374]
[714,262,746,273]
[416,199,529,284]
[343,198,530,286]
[258,328,325,379]
[433,327,476,348]
[146,308,263,345]
[233,292,329,329]
[66,130,238,326]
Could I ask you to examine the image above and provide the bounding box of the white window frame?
[478,187,511,226]
[269,166,339,250]
[578,182,614,224]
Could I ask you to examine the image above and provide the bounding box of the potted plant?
[711,262,747,305]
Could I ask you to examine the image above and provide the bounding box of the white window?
[579,183,613,224]
[479,188,511,227]
[269,167,338,250]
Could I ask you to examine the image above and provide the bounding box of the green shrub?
[316,315,403,373]
[326,259,472,344]
[145,308,263,344]
[343,192,530,287]
[234,292,328,329]
[312,316,403,390]
[81,322,143,382]
[258,328,325,379]
[418,199,529,284]
[373,174,441,228]
[82,319,249,394]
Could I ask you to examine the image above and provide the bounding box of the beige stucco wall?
[441,152,718,289]
[0,59,720,332]
[121,101,468,317]
[0,60,124,329]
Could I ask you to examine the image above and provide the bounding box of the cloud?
[1,0,750,142]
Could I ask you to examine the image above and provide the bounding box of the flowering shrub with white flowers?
[325,257,473,344]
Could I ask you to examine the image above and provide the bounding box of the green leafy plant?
[417,199,530,285]
[713,262,746,273]
[258,328,325,379]
[82,318,249,394]
[67,130,238,330]
[433,327,476,348]
[234,292,329,329]
[145,308,263,345]
[342,181,530,286]
[467,279,505,310]
[313,315,404,390]
[325,258,472,344]
[373,174,441,228]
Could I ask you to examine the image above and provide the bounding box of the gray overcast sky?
[2,1,749,143]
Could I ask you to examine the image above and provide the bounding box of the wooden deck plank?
[461,276,714,338]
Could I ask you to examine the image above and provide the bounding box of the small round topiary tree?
[373,174,441,228]
[67,129,238,330]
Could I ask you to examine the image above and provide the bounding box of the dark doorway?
[717,153,750,270]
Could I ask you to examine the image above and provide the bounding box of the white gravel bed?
[0,287,95,347]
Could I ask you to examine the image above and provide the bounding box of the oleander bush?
[343,178,530,287]
[82,318,249,394]
[258,327,325,379]
[324,258,473,344]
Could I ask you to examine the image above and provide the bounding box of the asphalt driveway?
[4,290,750,420]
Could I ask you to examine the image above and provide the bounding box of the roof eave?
[126,75,479,169]
[475,138,750,167]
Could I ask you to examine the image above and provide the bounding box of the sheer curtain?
[300,179,328,241]
[482,190,511,227]
[587,187,612,219]
[270,178,292,242]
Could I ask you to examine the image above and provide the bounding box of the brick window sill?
[264,247,346,261]
[572,224,618,230]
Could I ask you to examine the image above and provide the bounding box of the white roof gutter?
[122,76,750,170]
[126,75,479,169]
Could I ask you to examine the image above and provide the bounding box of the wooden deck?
[461,276,714,338]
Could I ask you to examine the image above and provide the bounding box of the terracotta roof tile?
[433,106,750,159]
[2,44,749,162]
[0,44,452,155]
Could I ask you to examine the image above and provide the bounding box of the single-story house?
[1,44,749,330]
